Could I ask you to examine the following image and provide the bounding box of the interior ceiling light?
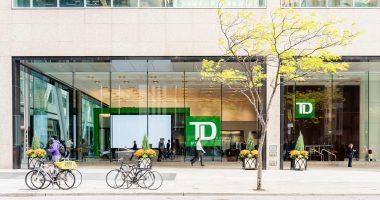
[118,75,126,79]
[123,80,129,84]
[94,80,100,84]
[153,80,159,84]
[88,75,94,79]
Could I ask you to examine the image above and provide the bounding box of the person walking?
[47,137,61,162]
[65,137,73,158]
[190,137,206,166]
[157,139,165,162]
[129,140,138,161]
[166,139,171,158]
[346,143,356,167]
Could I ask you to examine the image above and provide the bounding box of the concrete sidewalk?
[1,165,380,196]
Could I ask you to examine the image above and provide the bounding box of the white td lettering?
[189,122,217,140]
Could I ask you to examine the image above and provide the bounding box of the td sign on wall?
[295,99,315,119]
[185,116,221,147]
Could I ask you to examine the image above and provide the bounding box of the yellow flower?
[26,149,35,157]
[300,150,309,159]
[134,149,145,158]
[251,150,258,157]
[145,149,156,157]
[239,150,250,158]
[290,150,301,159]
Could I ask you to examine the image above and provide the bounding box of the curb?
[1,192,380,197]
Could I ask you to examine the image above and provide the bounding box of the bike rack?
[321,149,337,161]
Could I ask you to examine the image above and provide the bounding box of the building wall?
[1,0,380,168]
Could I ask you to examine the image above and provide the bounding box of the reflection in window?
[140,0,165,7]
[282,0,300,7]
[113,0,138,7]
[14,0,30,7]
[86,0,111,7]
[329,0,353,7]
[246,0,265,7]
[60,0,84,7]
[355,0,380,7]
[301,0,327,7]
[33,0,57,7]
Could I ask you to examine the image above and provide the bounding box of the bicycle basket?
[60,161,78,170]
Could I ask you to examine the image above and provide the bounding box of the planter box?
[291,157,307,170]
[28,157,41,169]
[138,157,152,169]
[242,157,257,170]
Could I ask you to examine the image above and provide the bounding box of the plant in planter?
[290,132,308,170]
[133,134,156,169]
[239,132,258,169]
[26,135,46,169]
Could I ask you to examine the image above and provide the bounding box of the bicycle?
[60,156,82,189]
[25,159,76,190]
[160,150,176,161]
[105,161,163,190]
[106,161,135,189]
[124,166,163,190]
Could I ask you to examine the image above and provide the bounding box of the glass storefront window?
[282,0,300,7]
[355,0,380,7]
[33,0,57,7]
[13,0,267,7]
[301,0,327,7]
[283,0,379,7]
[14,0,30,7]
[60,0,84,7]
[139,0,164,7]
[14,57,262,167]
[328,0,353,7]
[113,0,138,7]
[86,0,111,7]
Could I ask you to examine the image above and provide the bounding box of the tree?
[31,135,40,150]
[295,132,305,151]
[201,1,359,190]
[142,134,149,150]
[246,132,255,151]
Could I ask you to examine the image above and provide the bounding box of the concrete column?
[266,56,281,170]
[0,57,13,169]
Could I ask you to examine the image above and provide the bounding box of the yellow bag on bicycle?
[55,161,77,169]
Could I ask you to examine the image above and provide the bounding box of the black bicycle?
[106,162,163,190]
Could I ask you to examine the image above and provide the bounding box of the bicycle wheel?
[25,170,44,190]
[169,154,175,160]
[71,169,82,189]
[148,171,163,190]
[39,171,51,189]
[31,171,46,190]
[142,171,155,189]
[106,169,125,189]
[134,169,150,188]
[123,168,140,189]
[57,170,76,190]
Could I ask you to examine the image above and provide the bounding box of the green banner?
[295,99,315,119]
[185,116,221,147]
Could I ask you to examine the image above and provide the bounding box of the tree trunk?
[256,129,267,191]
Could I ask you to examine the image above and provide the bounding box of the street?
[1,195,379,200]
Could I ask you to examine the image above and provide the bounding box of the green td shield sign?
[185,116,221,147]
[295,99,315,119]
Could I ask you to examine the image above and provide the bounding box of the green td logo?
[185,116,221,147]
[295,99,315,119]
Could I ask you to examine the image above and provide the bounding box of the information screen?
[111,115,171,148]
